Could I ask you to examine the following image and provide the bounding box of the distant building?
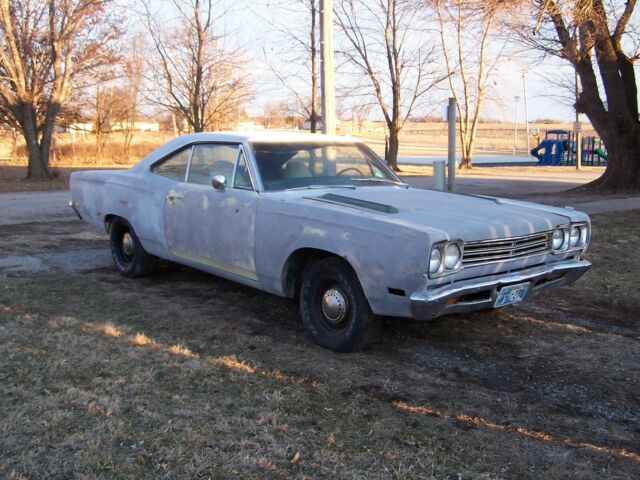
[111,121,160,132]
[234,121,265,132]
[65,122,94,133]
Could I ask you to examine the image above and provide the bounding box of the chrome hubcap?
[321,288,347,324]
[121,233,134,258]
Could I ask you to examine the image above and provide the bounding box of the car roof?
[179,130,362,144]
[131,131,365,172]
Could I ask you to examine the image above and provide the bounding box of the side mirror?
[211,175,226,191]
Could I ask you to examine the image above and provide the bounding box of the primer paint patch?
[303,225,327,237]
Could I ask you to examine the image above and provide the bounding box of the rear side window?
[187,144,239,186]
[152,147,192,181]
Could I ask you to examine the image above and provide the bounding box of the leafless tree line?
[0,0,637,189]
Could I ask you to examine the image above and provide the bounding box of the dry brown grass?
[0,121,592,170]
[0,209,638,478]
[0,131,172,169]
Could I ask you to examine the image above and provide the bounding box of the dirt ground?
[1,197,639,478]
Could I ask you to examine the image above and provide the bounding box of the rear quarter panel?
[70,170,167,256]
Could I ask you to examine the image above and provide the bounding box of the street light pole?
[513,95,520,156]
[522,70,530,153]
[320,0,336,135]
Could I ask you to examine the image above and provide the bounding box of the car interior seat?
[283,159,312,179]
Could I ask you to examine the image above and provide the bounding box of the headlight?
[429,247,442,274]
[552,228,566,251]
[569,226,581,247]
[579,225,589,247]
[429,240,462,277]
[552,223,589,253]
[444,243,461,270]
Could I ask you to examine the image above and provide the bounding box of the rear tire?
[109,218,157,278]
[300,257,380,352]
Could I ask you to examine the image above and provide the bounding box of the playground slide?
[594,148,608,160]
[531,139,564,166]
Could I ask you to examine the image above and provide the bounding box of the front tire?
[109,218,157,278]
[300,257,380,352]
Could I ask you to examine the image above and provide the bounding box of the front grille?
[462,231,551,267]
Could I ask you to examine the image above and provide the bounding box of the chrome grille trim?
[462,231,551,267]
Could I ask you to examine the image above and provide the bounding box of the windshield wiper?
[285,184,357,191]
[350,178,409,188]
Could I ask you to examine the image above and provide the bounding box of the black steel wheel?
[109,218,157,278]
[300,257,380,352]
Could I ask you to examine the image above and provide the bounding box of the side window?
[187,144,238,186]
[152,147,191,181]
[233,150,253,189]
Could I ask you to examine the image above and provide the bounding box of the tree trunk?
[27,146,50,179]
[583,125,640,191]
[386,127,401,171]
[22,115,50,179]
[459,141,473,170]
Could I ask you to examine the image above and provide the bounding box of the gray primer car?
[70,132,591,351]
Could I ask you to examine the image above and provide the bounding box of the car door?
[164,143,260,281]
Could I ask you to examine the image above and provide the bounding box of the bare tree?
[336,0,448,170]
[0,0,121,178]
[121,32,145,159]
[262,100,297,129]
[519,0,639,190]
[141,0,251,133]
[435,0,507,169]
[262,0,320,132]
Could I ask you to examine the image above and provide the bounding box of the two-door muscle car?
[70,132,591,351]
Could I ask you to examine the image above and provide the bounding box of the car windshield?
[250,141,403,191]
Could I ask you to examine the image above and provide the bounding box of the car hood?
[282,187,578,241]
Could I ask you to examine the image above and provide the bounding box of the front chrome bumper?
[410,259,591,320]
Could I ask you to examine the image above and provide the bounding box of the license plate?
[494,283,530,308]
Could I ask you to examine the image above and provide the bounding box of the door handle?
[167,194,184,202]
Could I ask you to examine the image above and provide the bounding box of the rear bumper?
[68,201,83,219]
[410,259,591,320]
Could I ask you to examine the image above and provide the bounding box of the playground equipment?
[530,129,607,166]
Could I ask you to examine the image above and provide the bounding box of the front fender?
[255,204,430,317]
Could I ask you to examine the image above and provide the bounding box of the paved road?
[402,172,601,197]
[0,190,71,226]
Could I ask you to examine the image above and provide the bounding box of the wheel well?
[282,248,354,299]
[104,214,127,233]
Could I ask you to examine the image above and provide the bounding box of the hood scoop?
[306,193,399,214]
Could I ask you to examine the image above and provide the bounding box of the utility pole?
[522,70,530,153]
[575,70,582,170]
[447,98,456,192]
[513,95,520,156]
[320,0,336,135]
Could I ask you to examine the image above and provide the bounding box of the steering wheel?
[336,167,364,176]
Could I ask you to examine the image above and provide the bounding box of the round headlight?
[429,247,442,274]
[569,226,581,247]
[444,243,461,270]
[552,228,566,250]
